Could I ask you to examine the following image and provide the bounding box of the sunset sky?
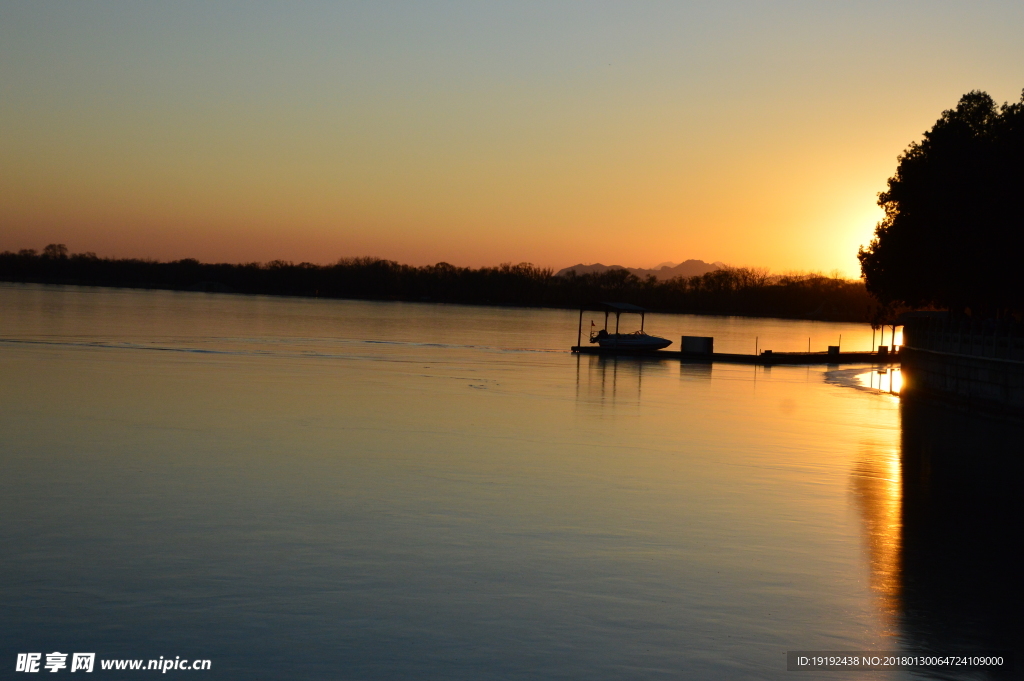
[2,2,1022,276]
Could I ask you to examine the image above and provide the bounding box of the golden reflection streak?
[851,443,903,630]
[889,369,903,394]
[856,368,902,395]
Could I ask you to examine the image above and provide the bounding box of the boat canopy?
[575,302,651,346]
[581,301,648,313]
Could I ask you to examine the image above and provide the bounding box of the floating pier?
[572,302,899,365]
[570,345,898,366]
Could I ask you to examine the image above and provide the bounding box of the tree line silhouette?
[859,89,1024,318]
[1,246,875,321]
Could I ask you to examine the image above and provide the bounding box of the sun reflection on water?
[851,443,903,632]
[857,367,902,394]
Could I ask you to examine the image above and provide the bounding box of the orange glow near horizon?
[2,4,1022,275]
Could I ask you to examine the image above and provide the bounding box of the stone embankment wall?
[901,319,1024,415]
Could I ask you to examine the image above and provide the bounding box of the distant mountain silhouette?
[556,259,722,281]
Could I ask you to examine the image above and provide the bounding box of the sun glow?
[858,368,902,395]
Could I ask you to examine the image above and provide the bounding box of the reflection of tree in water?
[896,399,1023,679]
[850,443,903,632]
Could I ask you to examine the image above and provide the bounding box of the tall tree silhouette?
[859,90,1024,316]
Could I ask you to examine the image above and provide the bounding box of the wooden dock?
[571,346,898,366]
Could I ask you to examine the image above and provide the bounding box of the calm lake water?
[1,283,1019,680]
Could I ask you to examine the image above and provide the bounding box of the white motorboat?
[591,329,673,350]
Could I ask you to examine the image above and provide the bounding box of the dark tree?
[42,243,69,259]
[858,90,1024,316]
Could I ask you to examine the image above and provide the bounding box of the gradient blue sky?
[2,1,1022,275]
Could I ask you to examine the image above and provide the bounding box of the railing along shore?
[903,318,1024,362]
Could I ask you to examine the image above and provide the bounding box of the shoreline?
[1,277,873,325]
